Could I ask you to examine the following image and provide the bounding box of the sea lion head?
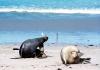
[40,36,48,43]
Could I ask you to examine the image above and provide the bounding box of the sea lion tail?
[13,48,19,50]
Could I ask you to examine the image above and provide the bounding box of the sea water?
[0,0,100,45]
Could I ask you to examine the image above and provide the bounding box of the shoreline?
[0,43,100,48]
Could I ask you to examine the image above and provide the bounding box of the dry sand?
[0,44,100,70]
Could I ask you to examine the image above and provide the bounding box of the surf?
[0,8,100,14]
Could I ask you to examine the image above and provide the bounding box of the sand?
[0,44,100,70]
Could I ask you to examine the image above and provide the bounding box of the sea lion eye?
[78,50,80,53]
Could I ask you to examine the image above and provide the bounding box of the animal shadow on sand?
[79,57,91,64]
[10,55,53,59]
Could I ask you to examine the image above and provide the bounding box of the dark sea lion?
[13,36,48,58]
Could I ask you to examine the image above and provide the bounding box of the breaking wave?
[0,8,100,14]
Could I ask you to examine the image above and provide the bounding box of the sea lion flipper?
[13,48,19,50]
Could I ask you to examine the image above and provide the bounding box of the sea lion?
[13,36,48,58]
[60,46,81,64]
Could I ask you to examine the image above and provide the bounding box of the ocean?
[0,0,100,45]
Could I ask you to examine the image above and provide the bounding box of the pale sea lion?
[60,46,81,64]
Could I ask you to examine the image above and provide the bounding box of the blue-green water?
[0,0,100,9]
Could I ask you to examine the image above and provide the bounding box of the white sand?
[0,44,100,70]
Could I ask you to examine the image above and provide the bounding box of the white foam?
[0,8,100,14]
